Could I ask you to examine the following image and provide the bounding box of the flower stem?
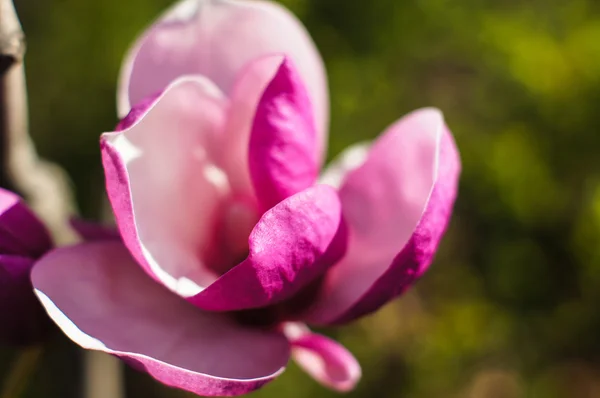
[0,346,43,398]
[83,352,125,398]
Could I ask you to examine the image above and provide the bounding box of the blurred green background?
[2,0,600,397]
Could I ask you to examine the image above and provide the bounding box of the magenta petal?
[305,108,461,324]
[119,0,328,157]
[0,189,53,344]
[31,242,290,396]
[102,77,228,297]
[69,218,121,242]
[115,91,162,131]
[249,58,318,210]
[189,185,344,312]
[0,188,52,258]
[284,323,361,392]
[0,255,50,344]
[219,54,283,198]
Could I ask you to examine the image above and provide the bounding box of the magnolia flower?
[30,0,460,396]
[0,188,53,344]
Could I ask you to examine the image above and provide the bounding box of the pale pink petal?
[0,188,52,257]
[31,241,290,396]
[249,58,318,210]
[283,323,361,392]
[219,54,282,198]
[102,76,228,297]
[118,0,328,159]
[318,142,370,189]
[188,185,345,312]
[0,255,51,344]
[304,108,461,324]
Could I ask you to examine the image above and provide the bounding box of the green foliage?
[5,0,600,396]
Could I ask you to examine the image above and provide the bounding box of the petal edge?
[304,108,460,324]
[32,242,291,396]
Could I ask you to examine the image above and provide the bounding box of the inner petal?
[204,196,259,276]
[186,185,346,313]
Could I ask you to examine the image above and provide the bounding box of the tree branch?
[0,0,77,245]
[0,2,124,398]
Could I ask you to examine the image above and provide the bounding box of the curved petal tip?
[284,323,361,392]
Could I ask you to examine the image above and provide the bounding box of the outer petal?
[249,58,318,210]
[305,108,461,324]
[0,255,51,344]
[102,77,228,297]
[283,323,361,392]
[118,0,328,159]
[0,188,52,258]
[31,242,290,396]
[189,185,345,312]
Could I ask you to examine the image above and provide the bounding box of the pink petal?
[116,91,162,131]
[31,241,290,396]
[305,108,461,324]
[283,323,361,392]
[189,185,345,312]
[0,188,52,258]
[102,77,228,297]
[0,255,51,344]
[218,54,281,198]
[249,58,318,210]
[118,0,328,159]
[318,142,370,189]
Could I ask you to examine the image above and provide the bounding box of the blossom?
[30,0,460,396]
[0,188,53,345]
